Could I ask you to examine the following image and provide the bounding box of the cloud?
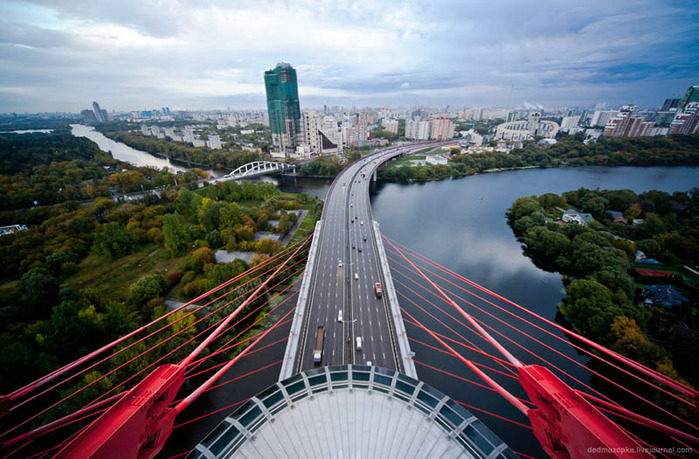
[1,0,698,112]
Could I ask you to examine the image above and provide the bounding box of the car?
[358,247,362,252]
[363,236,367,242]
[354,273,359,281]
[350,204,353,207]
[356,337,362,351]
[338,310,343,322]
[338,260,343,268]
[366,361,372,366]
[360,221,364,225]
[352,244,355,249]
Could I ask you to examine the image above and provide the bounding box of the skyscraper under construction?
[264,63,301,157]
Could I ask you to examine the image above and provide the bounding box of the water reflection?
[70,124,224,177]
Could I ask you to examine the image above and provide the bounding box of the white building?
[300,111,342,155]
[405,119,431,140]
[589,110,618,128]
[560,115,581,133]
[207,135,222,149]
[460,129,483,146]
[495,112,559,140]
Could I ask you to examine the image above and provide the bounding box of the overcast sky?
[1,0,698,113]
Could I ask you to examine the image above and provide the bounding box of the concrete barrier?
[278,220,323,381]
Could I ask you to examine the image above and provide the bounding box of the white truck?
[313,326,325,364]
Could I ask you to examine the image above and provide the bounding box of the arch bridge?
[224,161,295,180]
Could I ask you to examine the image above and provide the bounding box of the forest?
[0,130,323,413]
[0,128,204,215]
[508,187,699,390]
[380,134,699,181]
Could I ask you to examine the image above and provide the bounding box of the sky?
[1,0,698,113]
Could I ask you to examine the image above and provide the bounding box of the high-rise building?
[429,117,455,140]
[264,63,301,158]
[81,109,97,125]
[670,102,699,135]
[92,101,109,123]
[678,85,699,113]
[661,98,681,112]
[405,120,431,140]
[382,119,399,135]
[589,110,618,128]
[560,115,581,133]
[603,105,657,137]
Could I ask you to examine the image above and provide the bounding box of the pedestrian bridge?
[224,161,295,180]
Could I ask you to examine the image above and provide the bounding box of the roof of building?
[643,285,688,307]
[189,365,516,458]
[562,209,594,224]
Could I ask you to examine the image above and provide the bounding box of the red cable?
[3,239,302,444]
[405,335,519,381]
[184,276,302,374]
[388,251,698,432]
[90,258,305,407]
[413,359,531,408]
[190,359,283,399]
[397,302,519,373]
[2,241,310,440]
[174,304,298,414]
[393,274,519,377]
[173,398,249,430]
[181,238,309,368]
[394,264,624,402]
[385,237,522,367]
[385,235,697,399]
[388,250,695,409]
[184,334,291,381]
[7,235,310,406]
[453,400,533,430]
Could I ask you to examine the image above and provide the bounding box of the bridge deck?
[280,144,442,380]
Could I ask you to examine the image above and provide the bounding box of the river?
[275,166,698,456]
[77,129,698,454]
[70,124,222,177]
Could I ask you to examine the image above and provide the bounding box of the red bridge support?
[519,364,653,458]
[55,364,184,458]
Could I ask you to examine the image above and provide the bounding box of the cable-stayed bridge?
[1,143,697,458]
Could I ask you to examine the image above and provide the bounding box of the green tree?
[185,247,216,273]
[537,193,566,209]
[93,222,134,258]
[129,273,168,306]
[20,267,59,315]
[162,213,190,256]
[524,227,570,259]
[509,197,542,219]
[559,279,621,339]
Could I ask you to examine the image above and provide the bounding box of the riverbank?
[378,134,699,182]
[507,187,699,386]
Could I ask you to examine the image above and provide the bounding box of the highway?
[293,143,444,373]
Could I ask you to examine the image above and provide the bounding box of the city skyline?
[1,0,698,113]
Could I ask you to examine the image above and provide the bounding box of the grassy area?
[66,244,187,300]
[287,213,318,246]
[385,156,426,170]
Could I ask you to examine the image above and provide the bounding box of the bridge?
[279,144,419,379]
[1,143,698,458]
[222,160,296,180]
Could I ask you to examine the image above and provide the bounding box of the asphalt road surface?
[294,143,441,373]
